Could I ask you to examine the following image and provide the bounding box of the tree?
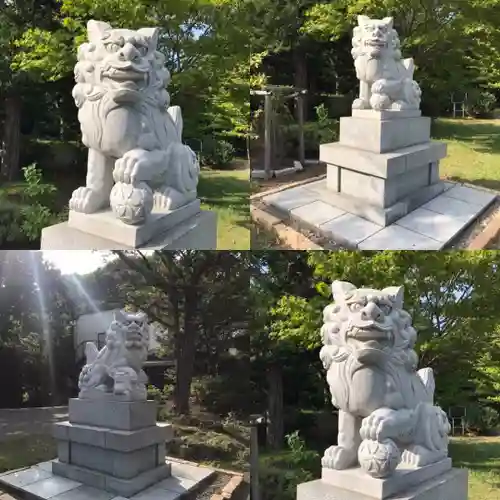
[270,251,500,411]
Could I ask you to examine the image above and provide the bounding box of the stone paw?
[322,445,358,469]
[371,81,386,94]
[114,149,152,185]
[352,98,370,110]
[401,445,433,467]
[390,100,411,111]
[360,410,395,442]
[69,186,106,213]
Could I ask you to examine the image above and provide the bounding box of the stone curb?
[209,474,244,500]
[250,174,326,201]
[166,456,244,477]
[467,212,500,249]
[251,204,324,250]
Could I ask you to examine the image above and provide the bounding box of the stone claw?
[322,445,358,469]
[69,186,106,213]
[352,98,370,110]
[360,410,394,442]
[113,149,152,185]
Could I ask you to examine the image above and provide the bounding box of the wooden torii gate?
[250,85,307,180]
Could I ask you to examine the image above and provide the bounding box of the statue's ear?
[87,20,111,43]
[382,17,394,29]
[138,27,160,51]
[331,281,357,303]
[382,286,404,308]
[358,15,370,25]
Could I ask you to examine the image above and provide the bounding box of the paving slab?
[260,179,497,249]
[0,460,215,500]
[290,201,346,226]
[359,224,442,250]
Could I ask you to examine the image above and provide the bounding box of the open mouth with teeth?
[101,65,149,86]
[346,326,393,348]
[364,40,387,48]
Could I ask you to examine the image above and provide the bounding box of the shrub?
[200,137,235,168]
[466,404,500,435]
[467,90,497,117]
[259,432,320,500]
[0,200,25,246]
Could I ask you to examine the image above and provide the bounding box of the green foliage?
[467,90,498,118]
[18,164,60,241]
[200,137,236,168]
[467,405,500,436]
[146,384,173,405]
[259,432,320,500]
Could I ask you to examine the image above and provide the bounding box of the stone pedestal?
[41,205,217,250]
[297,460,468,500]
[320,110,447,226]
[52,398,173,498]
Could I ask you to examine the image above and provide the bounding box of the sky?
[42,251,112,275]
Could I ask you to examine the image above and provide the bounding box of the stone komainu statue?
[78,310,150,400]
[71,20,199,225]
[320,281,450,478]
[351,15,422,111]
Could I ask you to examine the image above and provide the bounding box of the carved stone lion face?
[107,310,149,352]
[75,20,170,94]
[322,281,418,366]
[352,15,400,59]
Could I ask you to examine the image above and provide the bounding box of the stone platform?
[40,209,217,250]
[297,468,467,500]
[49,398,174,498]
[262,180,496,249]
[0,458,214,500]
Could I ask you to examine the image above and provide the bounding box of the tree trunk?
[293,46,308,121]
[173,289,197,415]
[1,94,22,182]
[266,364,284,449]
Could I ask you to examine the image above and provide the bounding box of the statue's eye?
[107,43,121,52]
[350,302,363,312]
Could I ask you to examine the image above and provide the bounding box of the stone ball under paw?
[110,182,154,225]
[358,439,401,478]
[370,94,392,111]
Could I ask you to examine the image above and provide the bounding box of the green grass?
[450,436,500,499]
[0,435,56,473]
[198,168,250,250]
[433,118,500,191]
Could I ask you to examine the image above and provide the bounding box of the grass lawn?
[198,167,250,250]
[450,436,500,499]
[432,118,500,191]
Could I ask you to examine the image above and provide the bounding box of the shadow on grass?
[450,437,500,486]
[443,176,500,192]
[198,170,250,219]
[432,119,500,155]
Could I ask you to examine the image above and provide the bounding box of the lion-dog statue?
[320,281,450,478]
[70,20,199,225]
[78,310,149,400]
[351,15,422,111]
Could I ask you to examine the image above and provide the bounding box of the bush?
[259,432,320,500]
[0,200,26,246]
[466,404,500,435]
[467,90,498,117]
[199,137,235,168]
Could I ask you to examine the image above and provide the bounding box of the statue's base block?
[41,208,217,250]
[297,467,467,500]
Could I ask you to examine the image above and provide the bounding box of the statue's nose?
[118,43,140,62]
[360,302,384,321]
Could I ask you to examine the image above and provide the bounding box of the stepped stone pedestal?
[51,397,173,498]
[41,200,218,250]
[320,109,448,227]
